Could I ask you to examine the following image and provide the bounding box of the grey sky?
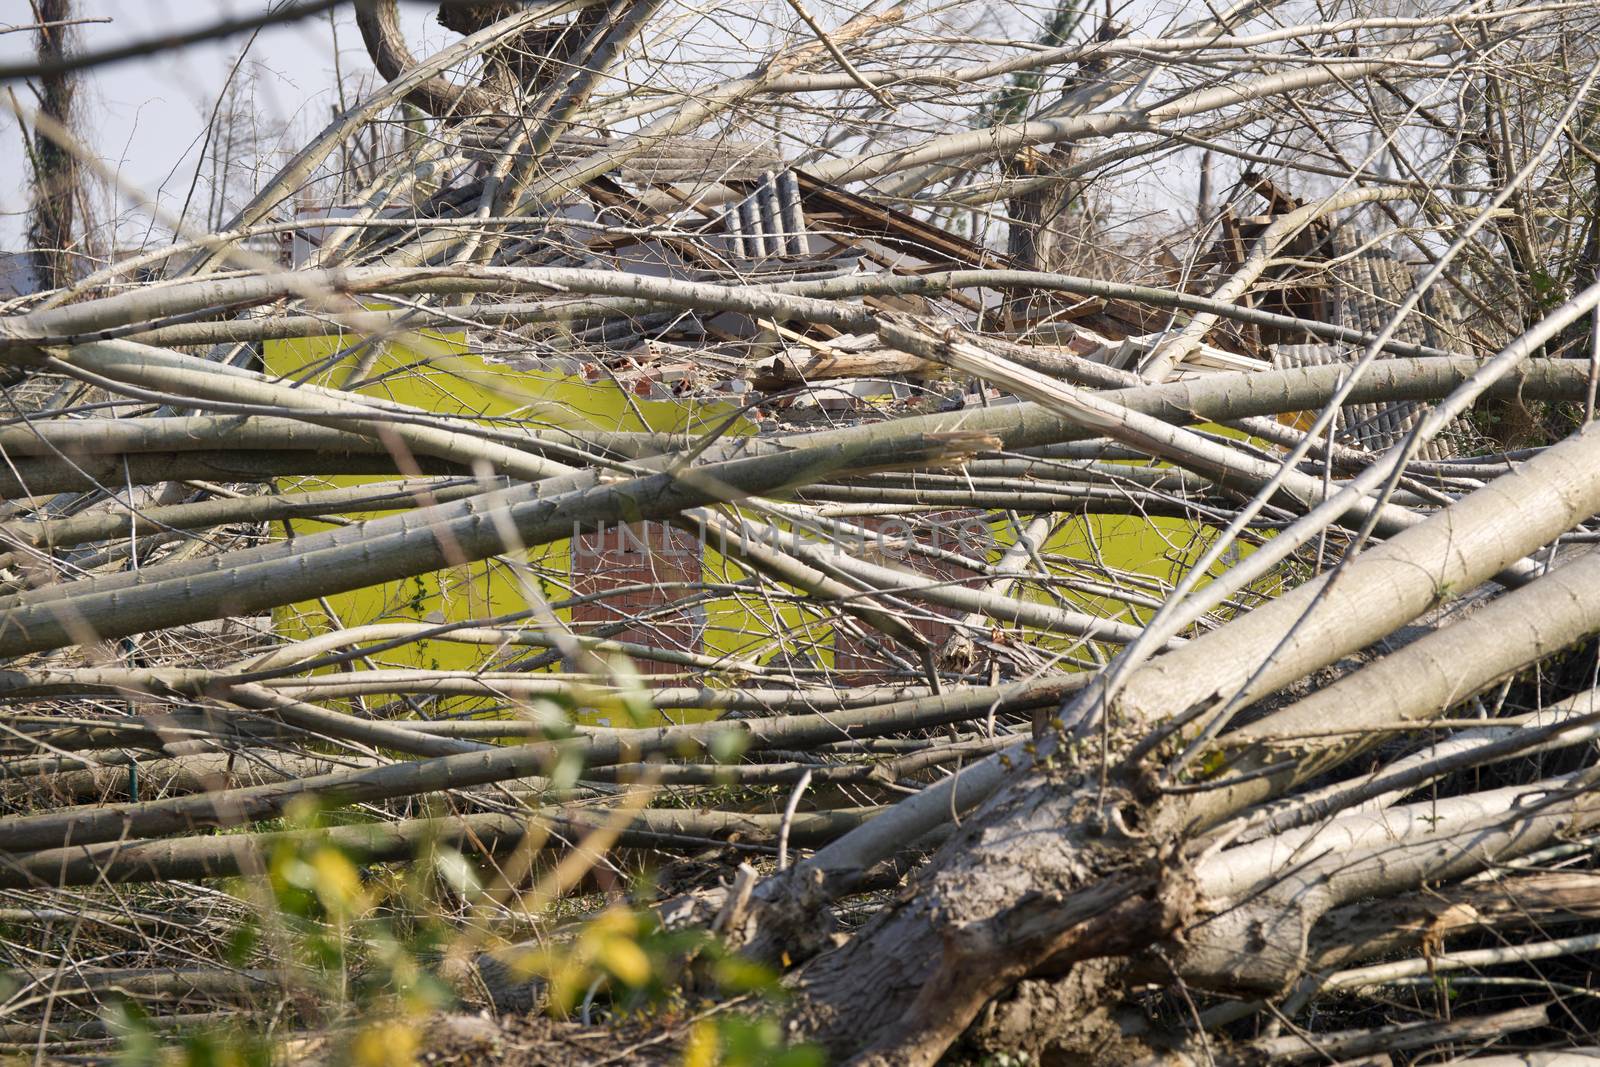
[0,1,454,252]
[0,0,1201,262]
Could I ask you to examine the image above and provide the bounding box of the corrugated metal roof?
[1272,243,1480,459]
[722,170,811,258]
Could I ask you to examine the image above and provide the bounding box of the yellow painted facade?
[263,331,820,682]
[264,330,1261,701]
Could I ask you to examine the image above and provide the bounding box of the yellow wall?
[263,331,820,688]
[264,330,1269,709]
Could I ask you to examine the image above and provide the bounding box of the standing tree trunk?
[27,0,79,289]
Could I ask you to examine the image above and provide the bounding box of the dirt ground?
[418,1010,688,1067]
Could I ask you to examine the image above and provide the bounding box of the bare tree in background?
[23,0,79,287]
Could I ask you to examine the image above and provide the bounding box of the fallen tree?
[5,1,1600,1063]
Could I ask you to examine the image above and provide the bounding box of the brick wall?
[569,521,704,673]
[569,512,993,682]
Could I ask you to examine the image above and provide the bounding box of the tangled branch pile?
[5,0,1600,1062]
